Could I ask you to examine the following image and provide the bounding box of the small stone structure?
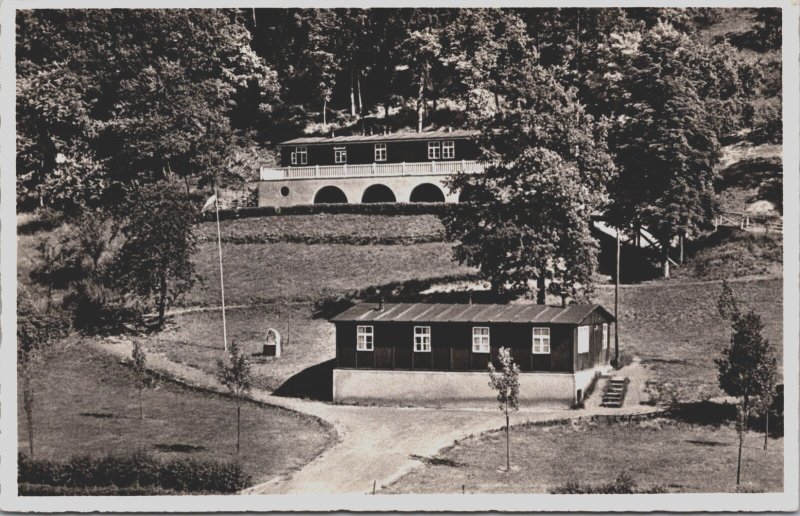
[263,328,282,358]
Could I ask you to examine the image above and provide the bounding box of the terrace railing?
[259,160,487,181]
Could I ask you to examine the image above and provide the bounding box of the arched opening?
[313,186,348,204]
[361,184,397,203]
[410,183,446,203]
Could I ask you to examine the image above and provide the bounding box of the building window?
[414,326,431,352]
[290,151,297,165]
[374,143,387,162]
[442,141,455,159]
[602,323,608,350]
[357,325,373,351]
[577,326,590,354]
[334,146,347,164]
[532,327,550,354]
[296,146,308,165]
[428,141,441,160]
[472,327,490,353]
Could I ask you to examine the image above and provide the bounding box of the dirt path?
[94,338,661,495]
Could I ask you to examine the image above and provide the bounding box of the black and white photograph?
[1,2,798,512]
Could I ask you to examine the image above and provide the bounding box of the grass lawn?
[384,417,784,494]
[196,213,445,244]
[185,241,472,306]
[152,304,333,392]
[593,277,783,402]
[18,344,336,484]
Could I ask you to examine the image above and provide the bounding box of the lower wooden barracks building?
[330,302,615,406]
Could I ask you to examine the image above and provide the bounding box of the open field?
[151,304,333,392]
[384,416,783,494]
[594,276,782,402]
[186,241,472,306]
[18,343,335,484]
[196,213,446,244]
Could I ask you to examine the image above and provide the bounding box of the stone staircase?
[600,376,629,408]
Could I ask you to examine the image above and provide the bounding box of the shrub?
[18,483,184,496]
[18,453,251,494]
[551,472,668,494]
[207,201,456,221]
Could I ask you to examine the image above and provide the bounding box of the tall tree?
[400,27,443,132]
[110,181,198,328]
[605,22,731,277]
[488,347,520,472]
[217,341,253,455]
[17,286,70,459]
[715,310,778,485]
[131,341,150,420]
[16,9,279,214]
[442,63,614,303]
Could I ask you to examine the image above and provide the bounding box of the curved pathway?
[94,338,661,495]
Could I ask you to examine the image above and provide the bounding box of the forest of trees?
[16,8,782,307]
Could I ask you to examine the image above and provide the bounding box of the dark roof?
[330,303,614,325]
[279,129,479,146]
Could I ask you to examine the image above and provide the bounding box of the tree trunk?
[679,233,685,264]
[24,375,34,459]
[158,273,168,328]
[614,229,620,367]
[536,276,546,305]
[356,70,363,115]
[494,90,500,111]
[323,98,327,125]
[663,250,670,279]
[736,429,743,485]
[417,76,425,133]
[764,409,769,450]
[236,400,241,455]
[139,386,144,420]
[350,68,356,117]
[505,411,510,471]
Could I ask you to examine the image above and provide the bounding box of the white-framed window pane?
[442,140,455,159]
[357,325,373,351]
[334,146,347,164]
[374,143,387,162]
[290,151,297,165]
[577,326,590,354]
[428,141,441,160]
[472,326,490,353]
[602,323,608,349]
[296,146,308,165]
[414,326,431,352]
[532,327,550,354]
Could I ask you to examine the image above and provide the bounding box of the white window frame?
[532,327,551,354]
[334,146,347,164]
[290,150,297,165]
[442,140,455,159]
[374,143,387,162]
[414,326,431,352]
[428,141,441,160]
[356,325,373,351]
[577,326,590,354]
[472,326,490,353]
[602,323,608,350]
[295,146,307,165]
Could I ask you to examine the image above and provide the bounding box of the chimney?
[377,297,384,311]
[330,130,335,138]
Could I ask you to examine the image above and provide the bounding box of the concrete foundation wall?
[258,175,459,207]
[333,369,580,407]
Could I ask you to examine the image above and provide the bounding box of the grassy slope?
[186,241,471,306]
[18,344,335,484]
[196,213,445,243]
[384,418,783,494]
[594,277,782,402]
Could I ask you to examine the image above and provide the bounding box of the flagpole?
[214,188,228,352]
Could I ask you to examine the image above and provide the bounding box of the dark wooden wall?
[335,321,577,373]
[280,138,480,167]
